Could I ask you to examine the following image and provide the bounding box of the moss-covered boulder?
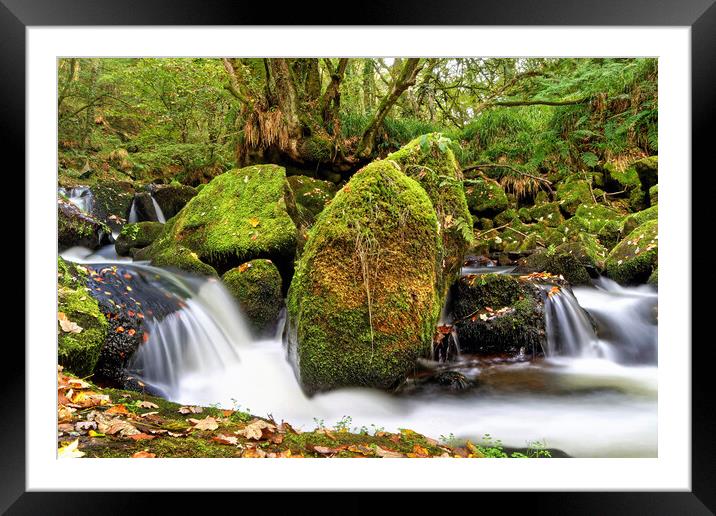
[528,202,564,228]
[140,165,298,277]
[57,257,109,376]
[648,267,658,286]
[285,175,337,252]
[222,259,283,336]
[287,160,442,392]
[463,178,509,217]
[514,247,592,285]
[115,222,164,257]
[621,205,658,237]
[556,179,598,217]
[494,208,519,227]
[633,156,658,206]
[605,219,658,285]
[152,184,197,219]
[89,180,135,229]
[387,134,472,295]
[596,219,623,251]
[58,198,113,250]
[649,184,658,206]
[452,274,545,356]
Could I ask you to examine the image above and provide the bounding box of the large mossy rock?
[387,134,472,295]
[515,247,592,285]
[555,179,594,216]
[287,160,442,393]
[140,165,298,277]
[633,156,658,207]
[58,198,113,250]
[152,184,198,219]
[222,259,283,336]
[605,219,658,285]
[528,202,564,228]
[463,178,509,217]
[285,175,337,252]
[57,257,109,376]
[115,221,164,257]
[621,205,657,237]
[452,274,545,356]
[89,180,135,229]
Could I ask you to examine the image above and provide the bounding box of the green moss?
[516,247,592,285]
[463,178,509,217]
[648,267,658,286]
[452,274,545,355]
[115,221,163,256]
[58,198,112,250]
[649,184,658,206]
[141,165,298,274]
[555,233,608,272]
[222,259,283,336]
[605,219,658,285]
[152,184,197,219]
[287,160,442,392]
[528,202,564,228]
[575,203,621,221]
[555,179,594,216]
[597,219,623,251]
[605,163,640,190]
[633,156,658,196]
[622,205,658,236]
[300,135,334,162]
[388,134,473,295]
[494,208,519,227]
[89,180,135,225]
[57,257,108,376]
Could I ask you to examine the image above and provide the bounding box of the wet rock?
[222,259,283,337]
[452,273,546,357]
[58,198,114,250]
[89,180,135,230]
[151,184,197,219]
[140,164,298,278]
[114,221,164,257]
[605,219,658,285]
[57,257,108,376]
[287,160,443,393]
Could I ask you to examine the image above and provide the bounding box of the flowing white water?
[56,254,658,456]
[113,264,657,458]
[58,186,93,214]
[151,196,167,223]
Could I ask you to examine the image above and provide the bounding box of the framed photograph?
[8,0,714,511]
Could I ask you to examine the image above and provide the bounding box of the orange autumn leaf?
[131,450,156,458]
[105,404,129,415]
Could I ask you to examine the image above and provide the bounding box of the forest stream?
[62,233,657,458]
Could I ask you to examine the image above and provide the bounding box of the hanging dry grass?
[500,174,541,200]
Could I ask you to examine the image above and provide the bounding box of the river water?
[61,243,658,458]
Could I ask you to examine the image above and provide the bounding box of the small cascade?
[126,267,251,398]
[151,196,166,223]
[127,192,166,223]
[541,284,610,359]
[58,186,93,214]
[128,199,139,223]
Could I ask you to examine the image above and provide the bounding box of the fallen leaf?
[59,318,83,334]
[88,430,105,438]
[128,433,156,441]
[212,434,238,445]
[105,419,141,437]
[374,446,405,458]
[137,401,159,409]
[75,421,97,432]
[131,450,156,458]
[188,416,219,431]
[178,406,203,414]
[311,445,346,455]
[105,404,130,415]
[241,447,267,458]
[248,217,261,228]
[235,419,275,440]
[58,439,84,459]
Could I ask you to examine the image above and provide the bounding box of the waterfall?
[128,198,139,223]
[541,278,657,364]
[127,192,166,223]
[58,186,93,214]
[151,196,166,223]
[123,265,251,398]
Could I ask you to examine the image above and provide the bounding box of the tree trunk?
[357,58,423,157]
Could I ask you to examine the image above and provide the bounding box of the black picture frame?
[6,0,715,512]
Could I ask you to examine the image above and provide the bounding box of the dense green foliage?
[58,58,657,188]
